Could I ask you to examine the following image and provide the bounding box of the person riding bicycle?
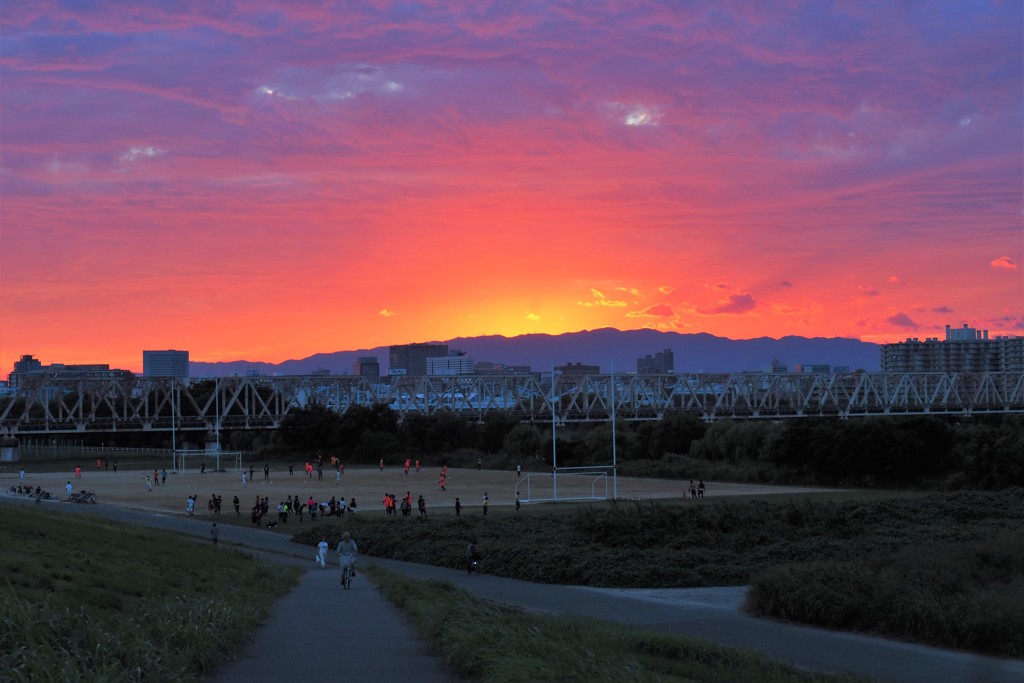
[466,539,481,575]
[337,531,358,582]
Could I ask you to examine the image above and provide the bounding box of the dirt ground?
[3,460,832,517]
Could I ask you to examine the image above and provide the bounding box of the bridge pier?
[0,436,19,463]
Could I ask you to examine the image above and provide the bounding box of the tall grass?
[746,532,1024,658]
[0,507,300,681]
[294,489,1024,589]
[369,568,867,683]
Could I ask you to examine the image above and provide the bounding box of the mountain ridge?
[189,328,880,377]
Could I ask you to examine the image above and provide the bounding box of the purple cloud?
[699,294,758,315]
[885,313,919,329]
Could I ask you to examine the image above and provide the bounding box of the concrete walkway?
[212,563,456,683]
[4,496,1023,683]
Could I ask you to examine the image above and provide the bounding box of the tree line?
[261,407,1021,490]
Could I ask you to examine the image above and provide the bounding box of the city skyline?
[2,2,1021,374]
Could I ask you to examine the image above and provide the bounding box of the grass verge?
[0,506,300,682]
[368,568,867,683]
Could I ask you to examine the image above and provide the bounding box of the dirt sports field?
[4,460,831,517]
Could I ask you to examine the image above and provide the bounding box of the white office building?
[427,352,475,376]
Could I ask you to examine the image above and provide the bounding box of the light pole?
[550,365,557,501]
[610,363,617,500]
[170,378,176,469]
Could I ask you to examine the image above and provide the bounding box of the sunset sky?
[2,1,1021,373]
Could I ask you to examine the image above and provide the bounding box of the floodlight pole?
[551,365,557,501]
[215,379,221,450]
[171,379,176,469]
[611,363,617,500]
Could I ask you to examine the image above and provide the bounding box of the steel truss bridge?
[1,371,1022,436]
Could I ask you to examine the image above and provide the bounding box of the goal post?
[517,465,611,503]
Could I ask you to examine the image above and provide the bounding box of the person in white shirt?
[316,538,329,568]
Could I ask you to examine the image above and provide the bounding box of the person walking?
[233,495,240,515]
[316,538,329,568]
[145,474,153,492]
[113,460,118,472]
[210,523,219,546]
[264,464,270,480]
[242,471,247,488]
[515,493,521,512]
[455,497,462,516]
[466,539,481,575]
[75,466,82,479]
[161,469,167,485]
[417,495,427,517]
[516,463,522,478]
[65,481,73,498]
[482,492,489,517]
[186,495,195,516]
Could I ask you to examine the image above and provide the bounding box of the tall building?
[427,351,475,376]
[353,356,380,380]
[880,325,1023,373]
[143,350,190,379]
[637,348,674,374]
[388,343,448,376]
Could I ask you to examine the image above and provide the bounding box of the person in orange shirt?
[75,466,81,479]
[404,458,410,475]
[415,459,421,472]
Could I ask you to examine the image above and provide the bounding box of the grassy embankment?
[369,568,868,683]
[0,506,300,682]
[296,489,1024,657]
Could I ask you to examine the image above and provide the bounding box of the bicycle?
[339,554,355,589]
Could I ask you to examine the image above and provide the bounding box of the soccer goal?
[517,465,611,503]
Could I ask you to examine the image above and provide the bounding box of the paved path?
[4,495,1023,683]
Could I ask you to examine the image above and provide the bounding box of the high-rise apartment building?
[880,325,1023,373]
[636,348,674,374]
[388,343,448,376]
[143,350,190,379]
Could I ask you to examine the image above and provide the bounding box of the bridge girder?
[1,372,1021,435]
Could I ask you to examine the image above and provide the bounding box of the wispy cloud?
[626,304,675,318]
[378,309,397,317]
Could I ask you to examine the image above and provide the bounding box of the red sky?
[1,1,1021,373]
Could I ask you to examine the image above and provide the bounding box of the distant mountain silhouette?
[190,328,879,377]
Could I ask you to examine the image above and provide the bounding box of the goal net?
[517,466,610,503]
